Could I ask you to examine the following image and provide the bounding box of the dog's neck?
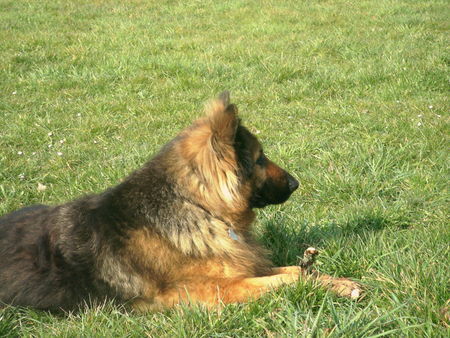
[113,165,256,257]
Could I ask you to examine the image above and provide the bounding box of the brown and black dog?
[0,92,360,311]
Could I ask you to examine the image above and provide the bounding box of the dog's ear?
[218,90,230,107]
[206,91,239,144]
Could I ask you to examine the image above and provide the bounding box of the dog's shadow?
[258,212,390,267]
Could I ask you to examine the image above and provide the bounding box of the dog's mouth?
[249,197,269,208]
[250,192,292,208]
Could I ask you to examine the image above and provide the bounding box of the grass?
[0,0,448,336]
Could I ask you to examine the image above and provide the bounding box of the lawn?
[0,0,449,336]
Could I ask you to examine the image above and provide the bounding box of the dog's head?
[234,121,299,209]
[173,91,298,215]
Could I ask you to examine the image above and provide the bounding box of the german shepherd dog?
[0,92,360,311]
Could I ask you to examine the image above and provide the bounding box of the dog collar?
[228,228,239,241]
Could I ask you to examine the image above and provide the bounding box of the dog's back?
[0,203,108,310]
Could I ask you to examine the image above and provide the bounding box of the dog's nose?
[287,174,299,192]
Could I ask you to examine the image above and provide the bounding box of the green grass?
[0,0,449,336]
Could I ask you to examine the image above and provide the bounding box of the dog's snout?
[287,174,299,192]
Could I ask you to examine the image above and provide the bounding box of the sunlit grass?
[0,0,448,336]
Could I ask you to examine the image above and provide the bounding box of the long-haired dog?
[0,92,360,311]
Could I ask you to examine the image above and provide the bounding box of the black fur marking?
[234,126,256,179]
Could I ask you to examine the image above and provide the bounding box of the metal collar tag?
[228,228,239,241]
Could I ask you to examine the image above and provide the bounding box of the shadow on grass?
[259,211,395,267]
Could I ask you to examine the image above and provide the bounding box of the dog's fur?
[0,92,359,311]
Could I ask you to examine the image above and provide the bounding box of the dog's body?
[0,92,360,311]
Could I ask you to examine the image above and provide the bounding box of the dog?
[0,92,360,311]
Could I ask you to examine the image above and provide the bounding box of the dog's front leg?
[270,266,361,299]
[130,273,300,311]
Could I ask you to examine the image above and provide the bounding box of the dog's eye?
[256,153,266,166]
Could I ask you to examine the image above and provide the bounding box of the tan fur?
[170,100,253,225]
[129,265,361,311]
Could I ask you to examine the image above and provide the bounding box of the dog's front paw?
[326,277,362,299]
